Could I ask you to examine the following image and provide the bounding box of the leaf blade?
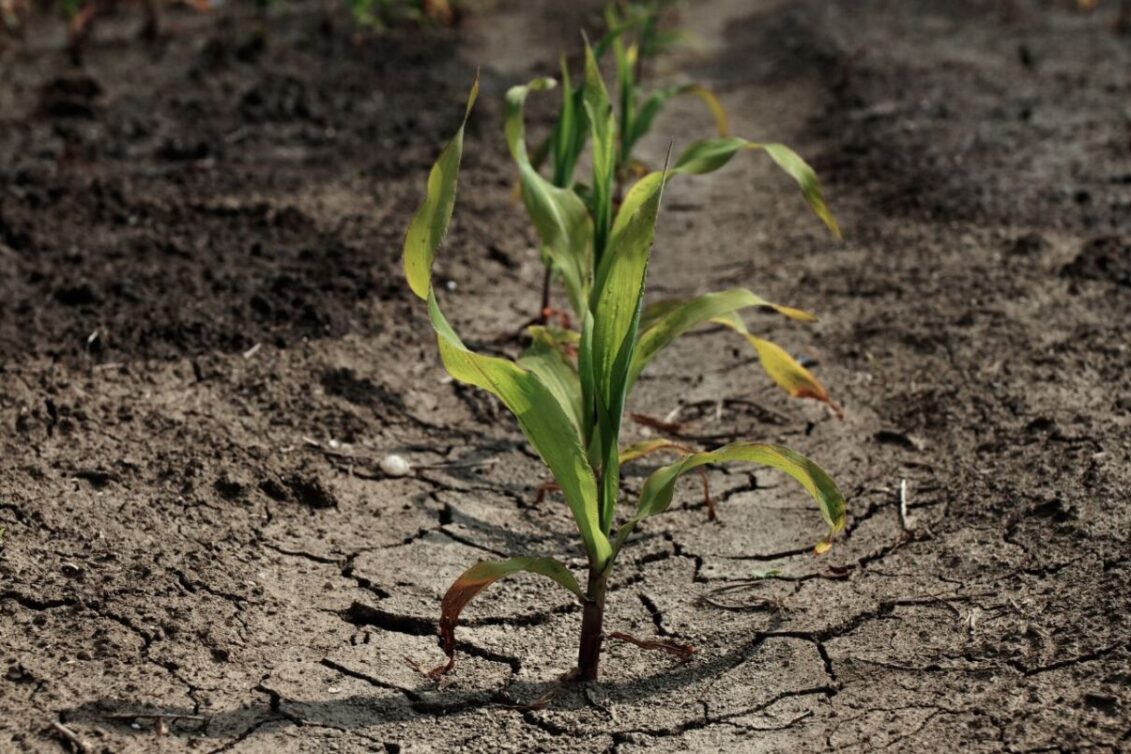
[583,40,617,266]
[402,76,480,299]
[506,78,594,315]
[614,441,846,554]
[670,137,841,239]
[628,287,817,388]
[435,556,583,675]
[428,292,611,567]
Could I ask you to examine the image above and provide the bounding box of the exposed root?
[405,654,453,682]
[607,631,695,661]
[49,721,91,754]
[533,480,560,504]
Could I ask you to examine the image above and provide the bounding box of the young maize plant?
[529,17,844,425]
[402,67,846,683]
[345,0,454,31]
[541,1,727,193]
[606,1,728,184]
[534,42,843,418]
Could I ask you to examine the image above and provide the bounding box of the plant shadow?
[61,617,789,743]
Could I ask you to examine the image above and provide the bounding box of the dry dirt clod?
[379,454,412,477]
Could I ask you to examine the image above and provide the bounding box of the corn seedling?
[527,8,844,425]
[345,0,453,30]
[526,41,843,419]
[605,1,728,185]
[402,68,847,683]
[540,1,725,194]
[60,0,211,62]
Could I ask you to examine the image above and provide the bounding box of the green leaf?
[403,76,480,299]
[427,292,611,567]
[625,83,729,165]
[613,441,847,555]
[518,327,584,439]
[628,288,816,389]
[670,136,749,174]
[583,41,617,268]
[550,54,586,188]
[433,556,583,676]
[672,137,841,239]
[506,78,594,315]
[588,169,668,532]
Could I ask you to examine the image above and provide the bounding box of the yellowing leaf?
[712,311,843,418]
[629,288,817,390]
[618,438,693,464]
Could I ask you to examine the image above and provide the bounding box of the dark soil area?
[2,0,1129,751]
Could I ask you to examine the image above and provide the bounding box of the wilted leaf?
[671,137,841,239]
[506,78,594,314]
[618,438,693,464]
[434,557,583,677]
[614,441,846,555]
[712,311,843,417]
[628,288,817,389]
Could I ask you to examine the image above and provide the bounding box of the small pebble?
[380,454,412,477]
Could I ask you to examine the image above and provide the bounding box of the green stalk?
[576,565,609,681]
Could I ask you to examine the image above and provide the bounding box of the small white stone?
[380,454,412,477]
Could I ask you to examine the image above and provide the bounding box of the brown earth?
[2,0,1129,751]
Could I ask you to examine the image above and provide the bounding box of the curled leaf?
[434,557,583,677]
[614,442,847,556]
[628,288,817,390]
[671,137,841,240]
[506,77,594,315]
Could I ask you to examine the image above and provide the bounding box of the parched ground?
[2,0,1129,751]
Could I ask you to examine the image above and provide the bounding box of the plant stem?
[538,266,552,324]
[576,566,608,681]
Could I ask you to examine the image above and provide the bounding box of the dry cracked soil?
[1,0,1130,751]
